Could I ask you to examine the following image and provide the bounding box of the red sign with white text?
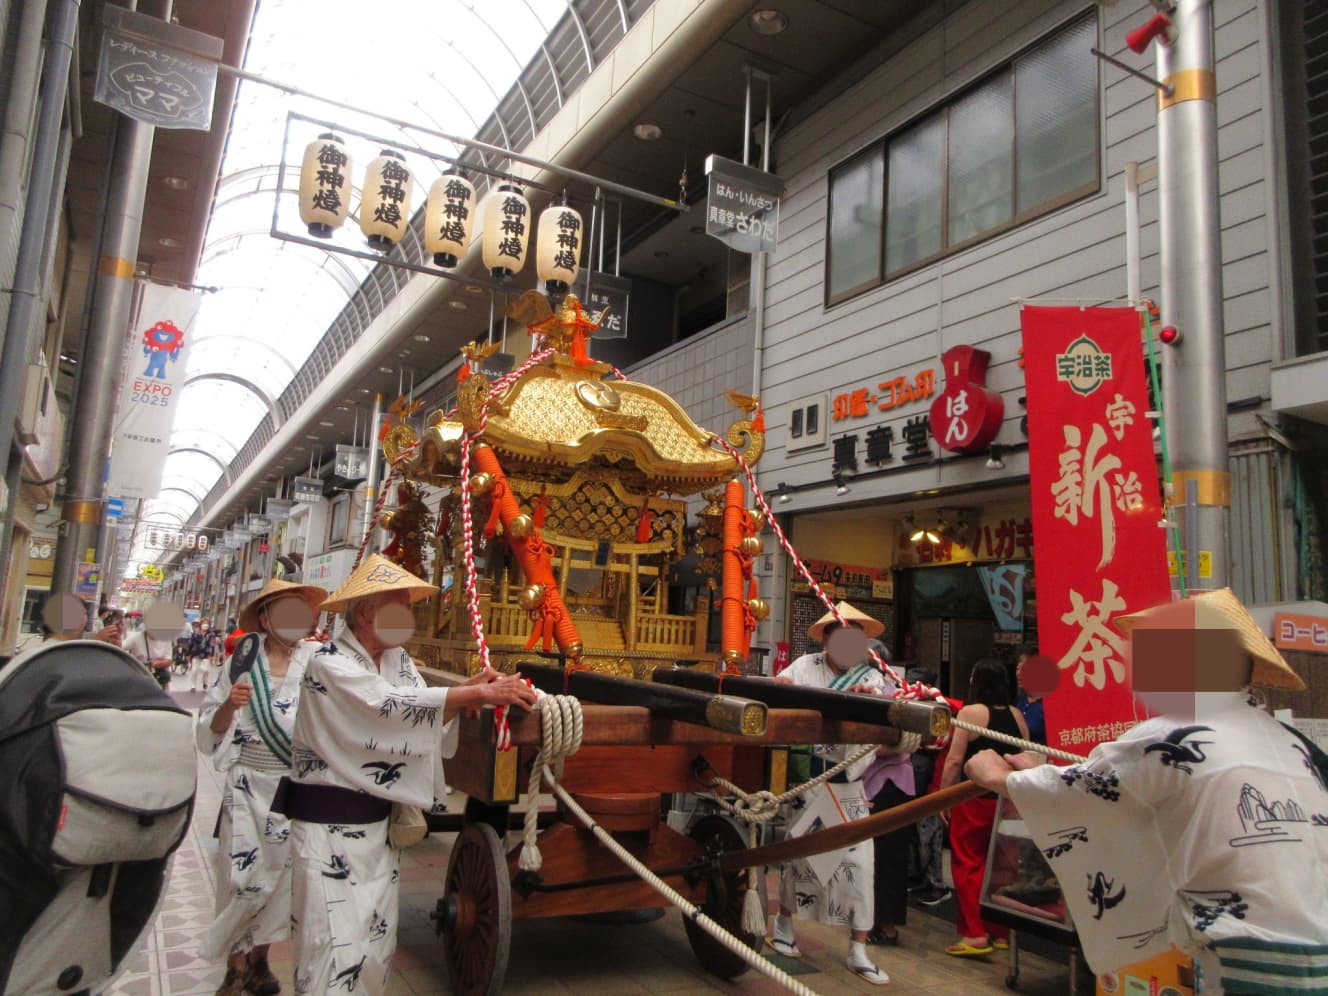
[929,345,1003,454]
[1021,307,1170,755]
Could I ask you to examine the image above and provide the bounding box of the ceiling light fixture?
[413,334,431,343]
[161,176,191,190]
[775,482,792,505]
[985,444,1006,470]
[633,122,663,141]
[749,8,788,35]
[157,236,181,248]
[377,366,393,374]
[906,514,926,543]
[318,420,334,427]
[449,300,468,311]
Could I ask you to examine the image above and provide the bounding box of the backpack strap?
[228,633,260,685]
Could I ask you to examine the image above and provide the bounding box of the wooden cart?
[423,666,934,996]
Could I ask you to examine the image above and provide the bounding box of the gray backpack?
[0,640,197,995]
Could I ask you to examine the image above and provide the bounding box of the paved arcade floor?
[104,678,1076,995]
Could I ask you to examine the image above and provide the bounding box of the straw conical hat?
[809,600,885,643]
[1116,588,1304,691]
[238,578,328,632]
[320,553,438,614]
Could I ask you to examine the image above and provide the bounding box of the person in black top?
[938,658,1029,957]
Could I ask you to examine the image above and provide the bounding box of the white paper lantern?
[535,203,583,292]
[480,184,530,279]
[424,171,476,268]
[298,132,352,238]
[360,149,414,249]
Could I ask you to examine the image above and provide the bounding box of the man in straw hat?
[768,600,899,986]
[280,554,537,996]
[196,578,325,996]
[966,589,1327,995]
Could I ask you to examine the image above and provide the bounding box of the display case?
[979,794,1086,991]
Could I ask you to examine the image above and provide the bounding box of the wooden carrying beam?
[517,663,767,736]
[652,667,951,738]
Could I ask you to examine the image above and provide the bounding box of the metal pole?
[1157,0,1229,591]
[0,0,80,594]
[51,16,159,597]
[361,392,384,550]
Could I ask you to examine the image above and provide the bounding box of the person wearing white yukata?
[770,600,893,987]
[197,578,326,996]
[966,588,1328,996]
[281,554,538,996]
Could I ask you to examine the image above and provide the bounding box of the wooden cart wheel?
[441,822,512,996]
[683,814,767,980]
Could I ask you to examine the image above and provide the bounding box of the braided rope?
[518,692,583,871]
[950,718,1086,764]
[541,766,820,996]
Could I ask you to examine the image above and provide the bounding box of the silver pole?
[742,67,752,167]
[1157,0,1229,591]
[361,391,384,550]
[0,0,81,597]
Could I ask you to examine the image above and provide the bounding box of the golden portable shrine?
[381,291,769,678]
[369,293,961,996]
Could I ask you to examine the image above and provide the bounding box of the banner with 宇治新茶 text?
[1021,306,1171,755]
[107,283,202,500]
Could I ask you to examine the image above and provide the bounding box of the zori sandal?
[768,936,802,958]
[946,940,995,957]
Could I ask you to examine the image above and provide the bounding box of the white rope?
[543,771,820,996]
[949,718,1087,764]
[518,693,584,872]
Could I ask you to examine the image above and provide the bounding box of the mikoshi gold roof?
[454,353,762,496]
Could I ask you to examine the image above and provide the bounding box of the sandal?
[946,940,994,957]
[866,927,900,946]
[768,936,802,958]
[993,939,1009,951]
[846,957,891,986]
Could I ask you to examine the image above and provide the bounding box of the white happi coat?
[1007,692,1328,995]
[196,638,313,958]
[288,629,459,996]
[780,653,887,931]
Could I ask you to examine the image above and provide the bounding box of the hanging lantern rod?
[216,62,685,213]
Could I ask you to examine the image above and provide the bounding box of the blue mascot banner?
[107,283,201,499]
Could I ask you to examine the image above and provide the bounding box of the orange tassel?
[458,364,471,384]
[634,497,654,543]
[752,404,765,433]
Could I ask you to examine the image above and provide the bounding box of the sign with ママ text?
[95,7,222,130]
[1021,306,1170,755]
[704,154,783,254]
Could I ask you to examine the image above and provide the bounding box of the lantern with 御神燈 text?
[481,183,530,280]
[298,132,352,238]
[535,202,582,293]
[360,149,414,250]
[424,170,475,268]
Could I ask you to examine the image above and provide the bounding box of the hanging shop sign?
[120,577,163,594]
[142,526,210,553]
[75,562,101,598]
[292,476,326,505]
[584,271,631,340]
[832,368,936,423]
[265,498,294,523]
[247,514,272,536]
[704,154,783,254]
[334,444,370,482]
[1021,306,1169,755]
[929,345,1003,454]
[791,559,894,602]
[95,7,222,131]
[107,284,203,500]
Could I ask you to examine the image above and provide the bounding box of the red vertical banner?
[1021,307,1171,755]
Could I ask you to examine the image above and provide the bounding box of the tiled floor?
[104,675,1081,995]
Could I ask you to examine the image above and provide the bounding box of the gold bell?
[508,513,533,540]
[722,648,743,667]
[747,509,766,532]
[746,597,769,621]
[740,535,763,556]
[566,641,584,664]
[518,584,546,611]
[469,472,494,495]
[378,511,395,530]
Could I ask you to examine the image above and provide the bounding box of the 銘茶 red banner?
[1020,306,1171,755]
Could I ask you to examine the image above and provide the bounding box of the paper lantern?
[298,132,352,238]
[360,149,414,249]
[535,203,583,292]
[424,171,476,268]
[480,183,530,279]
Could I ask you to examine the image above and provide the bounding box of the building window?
[826,13,1099,304]
[327,494,350,548]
